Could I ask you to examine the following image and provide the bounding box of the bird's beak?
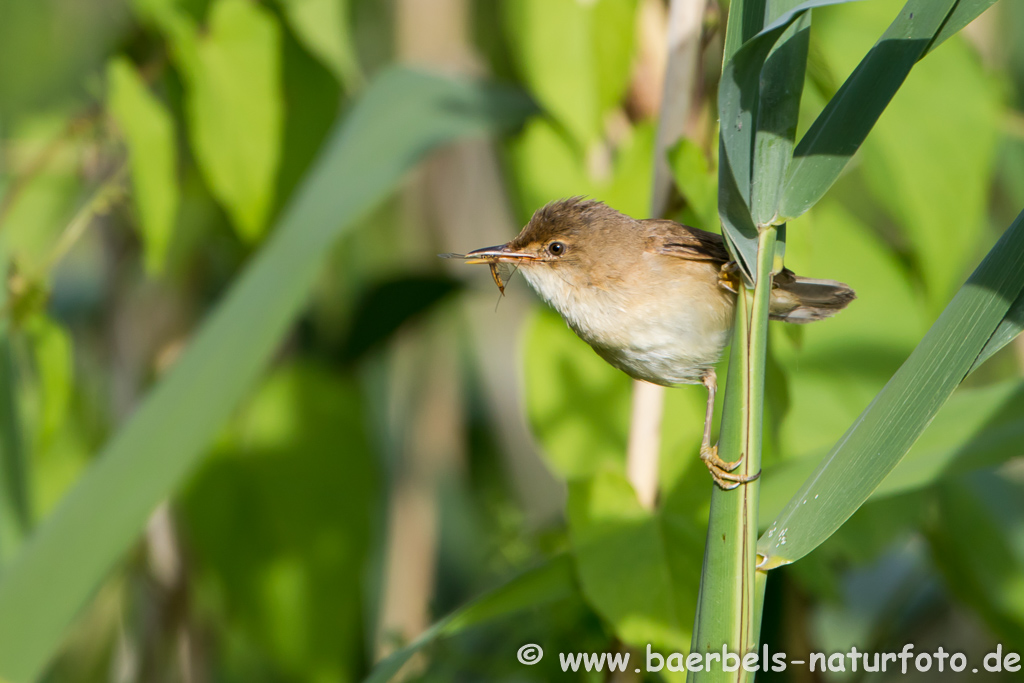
[462,244,539,264]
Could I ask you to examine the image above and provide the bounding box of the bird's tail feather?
[769,269,856,324]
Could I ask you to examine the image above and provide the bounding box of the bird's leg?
[699,369,761,490]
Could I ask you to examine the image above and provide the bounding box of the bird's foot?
[718,262,742,294]
[700,443,761,490]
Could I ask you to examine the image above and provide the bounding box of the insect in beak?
[439,245,538,295]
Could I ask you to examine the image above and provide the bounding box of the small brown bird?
[447,198,854,488]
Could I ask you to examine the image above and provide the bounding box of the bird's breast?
[520,257,735,385]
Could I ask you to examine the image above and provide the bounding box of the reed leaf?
[0,68,531,683]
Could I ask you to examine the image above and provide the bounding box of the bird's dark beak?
[463,244,539,264]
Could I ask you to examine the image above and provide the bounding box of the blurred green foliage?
[0,0,1022,682]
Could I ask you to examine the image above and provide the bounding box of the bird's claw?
[718,262,742,294]
[700,444,761,490]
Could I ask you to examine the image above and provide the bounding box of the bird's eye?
[548,241,566,256]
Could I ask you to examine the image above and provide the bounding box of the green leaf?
[874,379,1024,498]
[0,67,530,683]
[276,0,363,90]
[0,246,27,565]
[668,138,718,231]
[23,315,73,452]
[0,332,28,567]
[523,308,709,509]
[779,0,967,221]
[181,363,377,680]
[971,288,1024,373]
[363,555,577,683]
[749,11,809,227]
[169,0,284,242]
[503,0,601,147]
[2,121,85,273]
[503,0,638,149]
[508,118,655,223]
[129,0,180,25]
[928,0,1001,55]
[759,380,1024,520]
[758,206,1024,569]
[106,58,179,275]
[773,201,927,460]
[523,309,631,479]
[507,118,593,220]
[568,470,695,652]
[591,0,640,114]
[717,0,863,277]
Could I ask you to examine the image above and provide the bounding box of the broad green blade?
[758,207,1024,569]
[928,0,1001,56]
[758,380,1024,520]
[0,68,531,683]
[872,380,1024,498]
[971,288,1024,373]
[749,0,812,227]
[717,0,864,278]
[749,13,809,228]
[363,555,577,683]
[778,0,966,221]
[106,58,179,275]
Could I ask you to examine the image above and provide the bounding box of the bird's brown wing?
[643,219,730,264]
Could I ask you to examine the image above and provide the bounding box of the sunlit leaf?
[668,138,718,231]
[23,315,72,451]
[276,0,363,90]
[503,0,638,149]
[508,117,655,223]
[503,0,601,147]
[568,470,695,653]
[181,363,377,680]
[592,0,640,113]
[106,58,179,274]
[168,0,284,242]
[524,309,631,479]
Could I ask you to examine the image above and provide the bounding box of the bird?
[446,197,855,489]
